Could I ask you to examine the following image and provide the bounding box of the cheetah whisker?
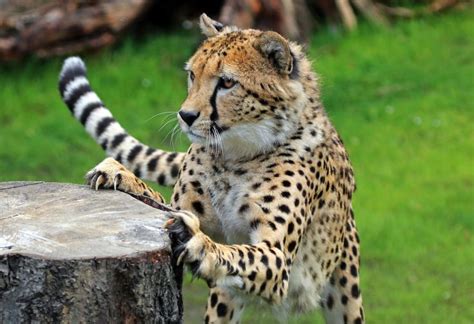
[211,126,220,156]
[170,124,181,151]
[213,127,224,155]
[211,124,224,158]
[145,111,177,123]
[157,116,178,133]
[162,120,179,145]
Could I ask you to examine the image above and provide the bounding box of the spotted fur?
[59,13,364,324]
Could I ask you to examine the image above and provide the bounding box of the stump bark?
[0,181,182,323]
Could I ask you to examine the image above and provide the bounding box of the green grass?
[1,9,473,323]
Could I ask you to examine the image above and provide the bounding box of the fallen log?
[0,181,182,323]
[0,0,153,60]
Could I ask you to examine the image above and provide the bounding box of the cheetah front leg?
[165,209,297,308]
[86,157,165,203]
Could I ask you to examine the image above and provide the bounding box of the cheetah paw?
[165,211,218,283]
[86,157,142,194]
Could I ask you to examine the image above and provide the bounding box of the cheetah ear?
[254,31,293,75]
[199,13,224,37]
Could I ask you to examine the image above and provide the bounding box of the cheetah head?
[178,14,309,161]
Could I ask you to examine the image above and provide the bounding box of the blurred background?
[0,0,472,323]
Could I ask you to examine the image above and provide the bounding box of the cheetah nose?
[178,110,200,127]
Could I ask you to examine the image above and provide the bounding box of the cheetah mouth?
[185,130,206,141]
[211,123,229,134]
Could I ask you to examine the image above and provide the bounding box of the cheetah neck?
[219,90,310,162]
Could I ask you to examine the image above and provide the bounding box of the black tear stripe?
[210,83,220,121]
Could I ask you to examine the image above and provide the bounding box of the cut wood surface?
[0,181,182,323]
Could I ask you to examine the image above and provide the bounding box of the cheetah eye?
[218,77,237,90]
[189,71,195,82]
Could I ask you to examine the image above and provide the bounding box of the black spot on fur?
[157,173,166,185]
[287,222,294,234]
[339,276,347,287]
[147,156,159,171]
[341,294,348,305]
[210,293,218,308]
[133,165,142,178]
[350,265,358,277]
[239,204,250,213]
[192,201,205,214]
[327,294,334,309]
[288,241,297,253]
[266,268,273,280]
[145,147,156,156]
[217,303,227,317]
[281,191,291,198]
[274,216,286,224]
[171,164,180,178]
[166,152,178,163]
[351,284,360,298]
[263,195,274,203]
[278,204,290,214]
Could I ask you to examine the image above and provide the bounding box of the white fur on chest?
[206,175,251,243]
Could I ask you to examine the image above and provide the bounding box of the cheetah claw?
[95,175,103,191]
[168,210,201,235]
[165,211,202,264]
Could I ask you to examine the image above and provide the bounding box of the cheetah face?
[177,14,306,161]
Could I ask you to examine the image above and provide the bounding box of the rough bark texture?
[0,181,183,323]
[0,0,153,60]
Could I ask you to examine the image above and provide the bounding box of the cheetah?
[58,14,364,324]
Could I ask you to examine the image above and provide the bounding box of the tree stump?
[0,181,182,324]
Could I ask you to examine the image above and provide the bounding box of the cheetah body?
[59,14,364,324]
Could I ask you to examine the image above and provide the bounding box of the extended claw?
[88,172,100,189]
[113,172,123,191]
[95,175,103,191]
[176,249,187,266]
[163,218,175,229]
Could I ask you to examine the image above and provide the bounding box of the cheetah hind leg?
[320,239,364,324]
[205,286,245,324]
[86,157,165,203]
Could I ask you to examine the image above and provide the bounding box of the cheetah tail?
[58,57,184,186]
